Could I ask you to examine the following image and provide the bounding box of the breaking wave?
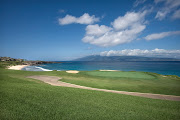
[21,66,53,71]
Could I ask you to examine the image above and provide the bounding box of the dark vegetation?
[0,57,61,66]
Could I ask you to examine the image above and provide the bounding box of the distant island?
[74,55,180,62]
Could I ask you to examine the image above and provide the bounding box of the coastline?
[8,65,29,70]
[7,65,119,72]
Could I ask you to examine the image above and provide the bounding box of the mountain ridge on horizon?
[73,55,180,62]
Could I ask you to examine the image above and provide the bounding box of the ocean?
[21,61,180,76]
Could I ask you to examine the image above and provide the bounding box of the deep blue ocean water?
[22,61,180,76]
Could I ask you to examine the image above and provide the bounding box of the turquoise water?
[22,61,180,76]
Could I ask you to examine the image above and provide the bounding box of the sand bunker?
[66,70,79,74]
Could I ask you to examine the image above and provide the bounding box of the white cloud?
[155,11,169,20]
[58,13,99,25]
[144,31,180,40]
[100,48,180,58]
[59,9,65,13]
[82,11,147,47]
[154,0,180,20]
[133,0,147,7]
[85,24,112,36]
[154,0,165,4]
[155,0,180,9]
[172,9,180,19]
[111,11,146,30]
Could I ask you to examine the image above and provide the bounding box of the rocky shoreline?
[22,61,62,66]
[0,57,62,66]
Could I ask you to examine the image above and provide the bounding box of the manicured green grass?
[0,68,180,120]
[60,71,180,96]
[86,71,155,79]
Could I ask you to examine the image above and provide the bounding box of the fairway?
[60,71,180,96]
[0,68,180,120]
[26,75,180,101]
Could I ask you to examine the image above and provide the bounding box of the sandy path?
[27,75,180,101]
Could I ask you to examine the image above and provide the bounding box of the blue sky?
[1,0,180,60]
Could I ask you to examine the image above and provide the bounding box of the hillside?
[0,57,61,67]
[74,55,180,61]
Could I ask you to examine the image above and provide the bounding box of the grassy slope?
[0,62,180,119]
[60,71,180,96]
[0,68,180,120]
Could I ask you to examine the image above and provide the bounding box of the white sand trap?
[99,70,118,71]
[66,70,79,74]
[8,65,28,70]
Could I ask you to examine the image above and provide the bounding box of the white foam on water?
[22,66,53,71]
[35,66,53,71]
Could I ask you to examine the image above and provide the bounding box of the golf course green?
[60,71,180,96]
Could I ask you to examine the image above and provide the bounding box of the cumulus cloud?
[58,13,99,25]
[154,0,180,20]
[144,31,180,40]
[82,11,147,47]
[100,48,180,58]
[111,11,146,30]
[85,24,112,36]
